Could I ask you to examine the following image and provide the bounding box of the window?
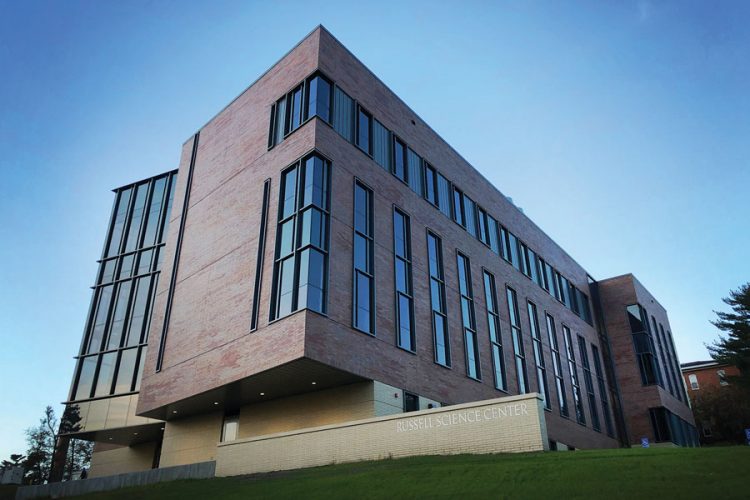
[393,136,408,183]
[407,148,423,197]
[476,207,489,246]
[506,287,528,393]
[591,345,615,437]
[353,182,374,334]
[436,172,452,218]
[546,314,568,417]
[457,252,480,379]
[526,248,539,284]
[372,118,391,171]
[251,179,271,331]
[394,208,414,351]
[483,270,507,391]
[452,187,465,227]
[506,231,520,270]
[578,335,600,432]
[563,325,586,425]
[333,86,355,142]
[427,232,450,366]
[487,215,500,255]
[626,304,660,386]
[72,171,176,402]
[270,153,330,321]
[221,413,239,442]
[664,327,686,402]
[403,391,419,412]
[652,316,674,395]
[527,301,550,409]
[463,194,477,237]
[357,106,372,155]
[305,73,332,123]
[718,370,728,386]
[558,274,571,308]
[688,374,699,390]
[424,163,438,206]
[518,242,529,276]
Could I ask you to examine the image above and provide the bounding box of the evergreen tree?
[709,282,750,386]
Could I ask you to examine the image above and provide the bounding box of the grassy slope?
[78,446,749,499]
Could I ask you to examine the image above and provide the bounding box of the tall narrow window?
[527,301,550,409]
[357,106,372,155]
[592,344,615,437]
[652,316,674,395]
[626,304,660,386]
[483,270,507,391]
[457,252,480,379]
[393,208,414,351]
[578,335,600,432]
[393,137,408,183]
[251,179,271,331]
[546,314,568,417]
[221,413,239,442]
[463,194,476,237]
[305,73,332,123]
[563,325,586,425]
[270,153,330,320]
[452,187,465,227]
[372,118,391,171]
[487,215,500,255]
[506,232,520,270]
[407,148,423,197]
[506,287,528,393]
[353,181,374,334]
[518,242,529,276]
[427,232,450,366]
[288,85,304,133]
[664,327,686,402]
[436,172,452,218]
[476,207,489,246]
[333,86,355,142]
[424,163,438,206]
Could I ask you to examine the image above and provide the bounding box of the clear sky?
[1,0,748,459]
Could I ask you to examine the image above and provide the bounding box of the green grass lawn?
[71,446,749,499]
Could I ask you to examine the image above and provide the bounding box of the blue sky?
[1,0,748,459]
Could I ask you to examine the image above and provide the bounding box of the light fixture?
[133,432,138,435]
[172,410,178,414]
[260,392,265,396]
[311,381,317,385]
[108,437,113,441]
[160,427,165,431]
[213,402,219,405]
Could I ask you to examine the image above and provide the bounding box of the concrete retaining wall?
[15,461,215,500]
[217,393,547,476]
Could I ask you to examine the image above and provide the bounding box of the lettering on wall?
[395,403,530,433]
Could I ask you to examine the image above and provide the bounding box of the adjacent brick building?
[58,26,697,478]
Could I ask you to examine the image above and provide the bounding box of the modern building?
[58,26,697,478]
[681,360,742,442]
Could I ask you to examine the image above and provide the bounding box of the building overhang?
[137,357,367,421]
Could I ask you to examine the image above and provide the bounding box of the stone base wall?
[216,393,547,476]
[89,442,157,478]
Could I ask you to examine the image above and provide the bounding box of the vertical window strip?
[666,329,688,402]
[393,208,415,351]
[483,270,507,391]
[250,179,271,331]
[577,335,601,432]
[407,147,423,197]
[372,118,391,171]
[591,344,615,437]
[333,86,355,142]
[527,301,550,409]
[457,252,480,379]
[546,314,569,417]
[652,317,674,395]
[269,153,330,321]
[506,287,528,394]
[563,325,586,425]
[353,181,375,334]
[427,232,450,366]
[658,324,678,398]
[626,304,660,386]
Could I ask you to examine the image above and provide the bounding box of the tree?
[709,282,750,387]
[22,406,57,485]
[691,384,750,444]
